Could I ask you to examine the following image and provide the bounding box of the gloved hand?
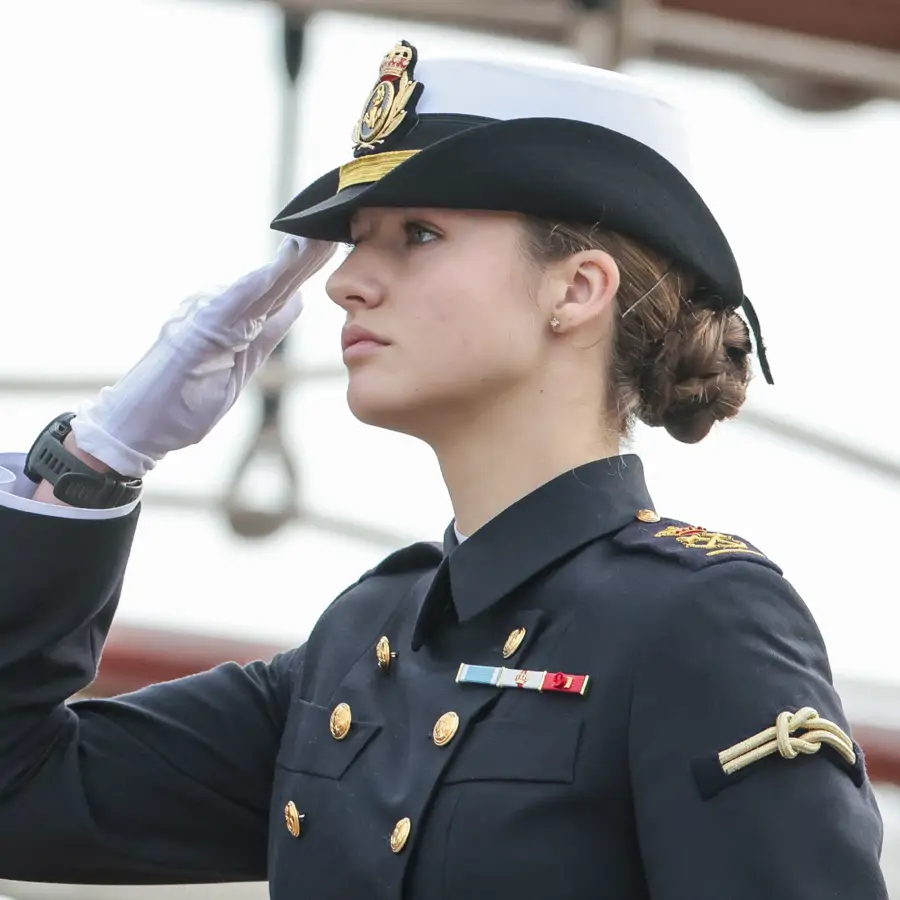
[72,236,337,479]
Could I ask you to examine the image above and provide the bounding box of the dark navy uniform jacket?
[0,455,887,898]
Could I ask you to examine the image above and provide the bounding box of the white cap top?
[414,55,694,181]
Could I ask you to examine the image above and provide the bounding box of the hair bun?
[637,307,752,444]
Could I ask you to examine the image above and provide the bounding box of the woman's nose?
[326,252,387,312]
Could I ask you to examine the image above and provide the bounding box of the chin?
[345,366,490,440]
[345,379,423,435]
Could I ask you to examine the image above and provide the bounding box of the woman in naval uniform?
[0,40,888,900]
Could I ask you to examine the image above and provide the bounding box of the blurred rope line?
[220,12,310,540]
[0,365,345,393]
[142,488,416,548]
[2,373,899,482]
[2,374,900,498]
[738,408,900,483]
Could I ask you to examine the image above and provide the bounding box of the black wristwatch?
[25,413,143,509]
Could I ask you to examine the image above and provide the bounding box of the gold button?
[502,627,527,659]
[390,817,411,853]
[330,702,352,740]
[284,801,303,838]
[432,711,460,747]
[376,635,397,671]
[636,509,661,523]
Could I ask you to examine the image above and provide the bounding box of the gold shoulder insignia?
[692,707,866,799]
[654,524,766,559]
[352,40,424,154]
[614,515,780,573]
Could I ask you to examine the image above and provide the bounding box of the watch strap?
[25,413,143,509]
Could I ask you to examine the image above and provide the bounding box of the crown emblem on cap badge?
[352,40,423,154]
[380,42,413,79]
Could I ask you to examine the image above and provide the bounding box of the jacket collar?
[438,453,653,623]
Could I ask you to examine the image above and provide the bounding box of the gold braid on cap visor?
[337,150,419,192]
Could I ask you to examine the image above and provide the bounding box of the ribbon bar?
[456,664,590,696]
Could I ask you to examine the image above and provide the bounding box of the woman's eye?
[405,222,441,246]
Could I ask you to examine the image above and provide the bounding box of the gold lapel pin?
[502,627,527,659]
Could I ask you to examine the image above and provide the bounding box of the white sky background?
[2,0,900,690]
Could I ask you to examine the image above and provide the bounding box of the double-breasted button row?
[329,699,461,750]
[287,799,402,852]
[376,625,529,672]
[283,800,408,852]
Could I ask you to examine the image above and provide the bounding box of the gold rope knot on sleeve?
[718,707,856,776]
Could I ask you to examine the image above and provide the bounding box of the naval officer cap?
[272,41,771,381]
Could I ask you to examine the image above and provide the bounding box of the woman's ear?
[549,249,620,333]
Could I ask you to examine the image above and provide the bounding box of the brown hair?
[521,219,753,444]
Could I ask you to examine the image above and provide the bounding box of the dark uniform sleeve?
[0,503,300,885]
[627,561,887,899]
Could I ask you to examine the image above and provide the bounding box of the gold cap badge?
[352,40,424,154]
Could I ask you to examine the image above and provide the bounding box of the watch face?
[52,419,73,438]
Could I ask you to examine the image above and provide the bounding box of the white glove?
[72,236,337,479]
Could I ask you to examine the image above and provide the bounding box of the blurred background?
[1,0,899,895]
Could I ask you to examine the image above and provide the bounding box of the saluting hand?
[70,236,337,479]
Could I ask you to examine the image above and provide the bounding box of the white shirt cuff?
[0,453,140,520]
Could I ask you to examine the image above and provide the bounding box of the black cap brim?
[271,117,742,308]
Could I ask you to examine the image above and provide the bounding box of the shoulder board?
[361,541,443,580]
[613,517,782,574]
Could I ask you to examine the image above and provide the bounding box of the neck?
[430,390,620,537]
